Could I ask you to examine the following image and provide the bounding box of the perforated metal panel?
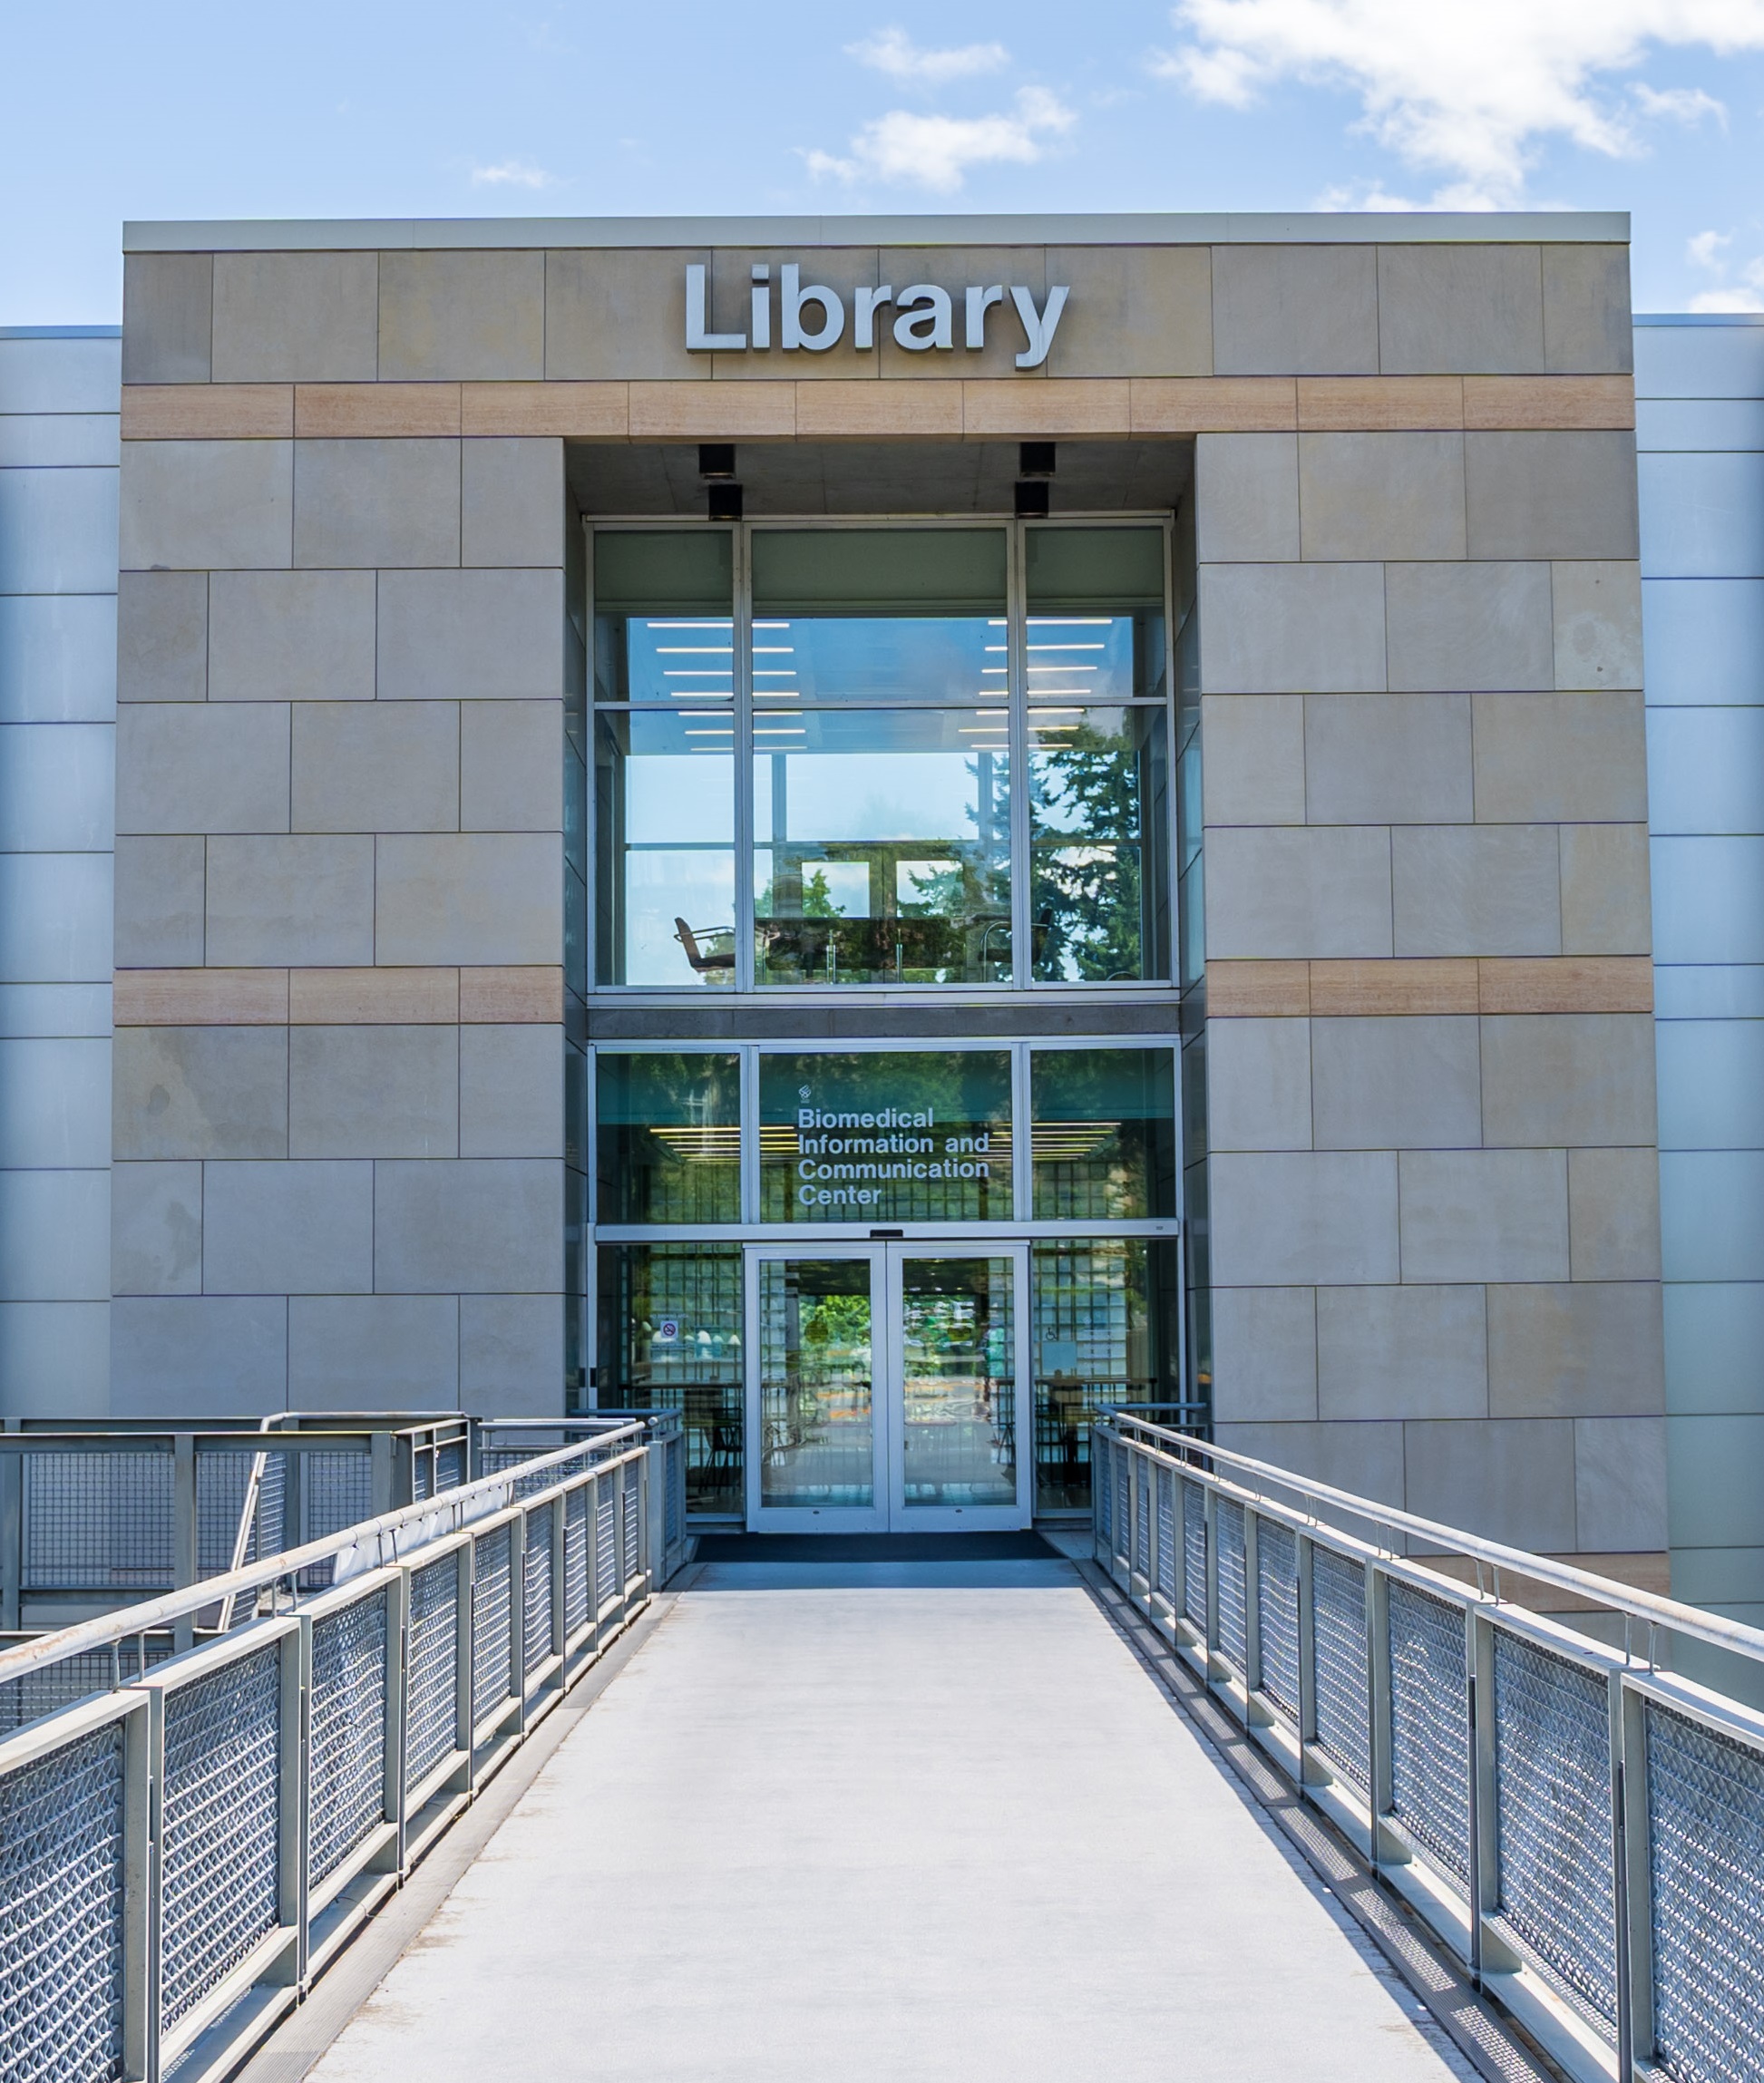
[523,1512,554,1682]
[1181,1480,1205,1626]
[1389,1581,1469,1886]
[1646,1699,1764,2083]
[159,1646,282,2028]
[1311,1545,1370,1795]
[308,1591,388,1886]
[1155,1467,1176,1603]
[0,1721,126,2083]
[595,1481,618,1608]
[1217,1499,1247,1672]
[564,1486,590,1638]
[1490,1631,1616,2024]
[404,1555,460,1791]
[471,1527,514,1730]
[24,1451,172,1591]
[1256,1521,1299,1721]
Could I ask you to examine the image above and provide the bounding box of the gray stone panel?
[463,439,564,569]
[1397,1149,1569,1282]
[1206,1016,1311,1152]
[1210,1150,1399,1286]
[1574,1415,1666,1551]
[1297,433,1467,562]
[375,832,561,965]
[122,253,212,384]
[376,569,563,700]
[461,700,560,831]
[1391,825,1560,957]
[461,1025,563,1158]
[112,1160,202,1296]
[1210,1286,1317,1421]
[1210,245,1378,375]
[120,441,293,571]
[289,1294,461,1409]
[1205,825,1392,959]
[1311,1016,1481,1151]
[1044,244,1213,377]
[115,702,289,834]
[544,248,707,382]
[1542,246,1632,375]
[114,836,205,967]
[460,1291,563,1412]
[1466,432,1640,561]
[117,572,206,702]
[1384,561,1553,692]
[1194,433,1299,562]
[1303,691,1472,824]
[1403,1417,1576,1551]
[289,1026,459,1160]
[1472,689,1647,822]
[113,1027,288,1161]
[211,251,379,382]
[1316,1285,1487,1420]
[205,834,375,967]
[203,1159,373,1294]
[292,701,460,833]
[1199,563,1386,693]
[1376,246,1545,375]
[292,439,461,569]
[1552,561,1642,689]
[209,570,376,702]
[379,249,545,381]
[111,1295,287,1414]
[1200,696,1305,824]
[1213,1418,1407,1512]
[1480,1014,1658,1148]
[1558,824,1652,956]
[375,1158,564,1292]
[1487,1282,1664,1417]
[1568,1147,1662,1281]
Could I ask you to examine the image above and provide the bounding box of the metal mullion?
[740,1045,760,1224]
[1160,512,1179,987]
[733,522,755,994]
[1008,519,1030,989]
[1010,1041,1031,1222]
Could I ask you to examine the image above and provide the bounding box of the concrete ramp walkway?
[308,1556,1476,2082]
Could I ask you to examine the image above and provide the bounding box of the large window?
[590,522,1171,991]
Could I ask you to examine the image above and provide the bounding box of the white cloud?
[470,160,557,190]
[805,87,1075,192]
[849,26,1010,85]
[1688,227,1733,268]
[1153,1,1764,204]
[1685,231,1764,307]
[1633,82,1728,123]
[1690,286,1764,307]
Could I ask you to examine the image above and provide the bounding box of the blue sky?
[6,1,1764,325]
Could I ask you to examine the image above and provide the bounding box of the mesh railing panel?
[1155,1467,1176,1605]
[24,1452,172,1591]
[1182,1480,1205,1627]
[1094,1433,1112,1548]
[301,1454,374,1543]
[1646,1700,1764,2083]
[523,1511,554,1681]
[1489,1631,1616,2024]
[1216,1499,1248,1673]
[2,1650,117,1738]
[1113,1444,1129,1560]
[564,1486,590,1638]
[623,1464,641,1582]
[1133,1455,1151,1578]
[0,1720,127,2083]
[1311,1544,1370,1794]
[308,1591,388,1887]
[665,1437,682,1548]
[159,1646,282,2028]
[1256,1520,1300,1722]
[436,1441,466,1491]
[595,1483,618,1609]
[1388,1581,1469,1886]
[404,1555,460,1791]
[471,1526,514,1730]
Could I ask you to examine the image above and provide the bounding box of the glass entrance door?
[745,1243,1031,1531]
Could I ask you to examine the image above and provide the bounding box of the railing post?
[455,1543,475,1796]
[0,1441,21,1630]
[1367,1564,1400,1867]
[511,1511,529,1734]
[370,1431,395,1517]
[385,1569,410,1876]
[1467,1607,1493,1985]
[1296,1533,1325,1786]
[1244,1507,1263,1699]
[281,1623,309,1991]
[122,1696,153,2082]
[1617,1676,1652,2079]
[171,1436,197,1654]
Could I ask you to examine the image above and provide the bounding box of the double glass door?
[745,1243,1031,1531]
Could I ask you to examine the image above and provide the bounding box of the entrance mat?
[691,1532,1061,1563]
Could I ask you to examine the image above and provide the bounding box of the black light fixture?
[1014,479,1049,519]
[698,443,736,479]
[1016,440,1054,518]
[1018,442,1056,478]
[707,481,744,521]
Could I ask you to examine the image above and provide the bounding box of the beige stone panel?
[627,383,794,439]
[202,1159,373,1296]
[122,385,293,440]
[1392,824,1560,957]
[1198,562,1386,694]
[376,569,562,701]
[1480,1012,1658,1148]
[545,248,706,382]
[1131,376,1295,433]
[1552,560,1642,690]
[1194,433,1299,563]
[379,249,544,381]
[1317,1285,1487,1421]
[1207,1016,1312,1151]
[115,702,289,835]
[113,968,288,1027]
[794,382,964,438]
[460,967,565,1023]
[1477,956,1652,1015]
[1311,1015,1481,1150]
[206,834,375,968]
[1404,1417,1577,1551]
[1398,1148,1569,1282]
[292,438,461,569]
[1487,1282,1663,1417]
[1376,246,1545,375]
[113,1026,288,1161]
[1569,1147,1662,1281]
[1465,431,1640,562]
[1296,377,1463,431]
[289,1024,459,1159]
[120,440,293,572]
[960,381,1131,435]
[1213,1418,1407,1512]
[1204,959,1310,1017]
[293,383,461,437]
[1308,959,1479,1017]
[289,1295,460,1410]
[1297,432,1467,562]
[872,248,1043,381]
[122,253,211,384]
[1201,695,1305,824]
[461,700,560,832]
[1542,248,1634,375]
[117,572,207,703]
[112,1297,287,1415]
[1211,1150,1400,1285]
[1472,689,1647,824]
[292,702,459,834]
[1574,1416,1667,1552]
[708,248,881,381]
[461,1293,563,1411]
[115,836,205,968]
[288,968,459,1024]
[462,440,563,569]
[461,1025,563,1158]
[374,1157,564,1293]
[1206,824,1392,959]
[112,1160,202,1296]
[1560,826,1652,958]
[375,832,562,967]
[1045,245,1212,377]
[1463,375,1634,430]
[212,252,379,383]
[1384,561,1553,693]
[461,382,629,437]
[1211,245,1378,376]
[1303,690,1472,825]
[209,569,375,704]
[1210,1286,1317,1423]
